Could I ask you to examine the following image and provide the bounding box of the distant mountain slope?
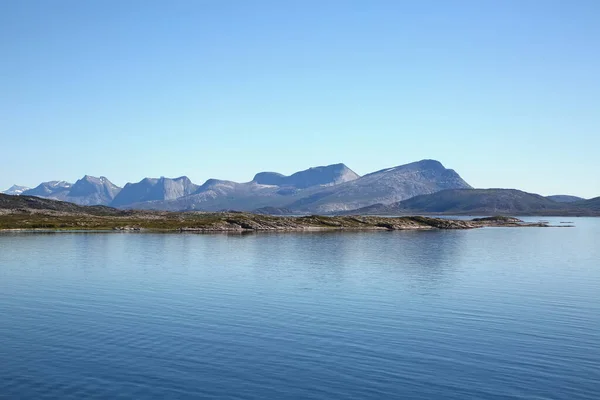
[402,189,564,214]
[285,160,472,213]
[66,176,122,206]
[111,176,198,207]
[252,206,295,215]
[0,193,121,215]
[546,195,586,203]
[129,179,288,211]
[21,176,121,206]
[348,189,582,215]
[2,185,30,195]
[22,181,72,200]
[253,163,359,189]
[576,197,600,211]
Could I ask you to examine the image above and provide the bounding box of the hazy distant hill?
[575,197,600,211]
[546,195,585,203]
[347,189,594,215]
[0,193,121,215]
[110,176,198,207]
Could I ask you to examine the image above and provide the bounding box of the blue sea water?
[1,218,599,399]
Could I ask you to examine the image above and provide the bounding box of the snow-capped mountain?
[1,185,30,195]
[20,177,121,206]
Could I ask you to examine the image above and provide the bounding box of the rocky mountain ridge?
[117,160,471,213]
[8,160,591,215]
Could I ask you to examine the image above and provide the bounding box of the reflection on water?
[0,219,599,399]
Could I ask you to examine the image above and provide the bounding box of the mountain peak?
[413,159,445,170]
[286,159,472,213]
[111,176,199,207]
[253,163,359,189]
[202,178,230,186]
[173,176,192,184]
[2,185,30,195]
[252,172,286,185]
[367,159,448,176]
[80,175,104,184]
[22,181,72,198]
[67,175,121,204]
[49,180,71,188]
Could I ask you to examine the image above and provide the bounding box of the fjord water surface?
[1,218,599,399]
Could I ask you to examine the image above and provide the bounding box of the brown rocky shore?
[176,214,546,232]
[0,206,549,232]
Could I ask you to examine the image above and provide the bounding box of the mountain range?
[2,159,594,215]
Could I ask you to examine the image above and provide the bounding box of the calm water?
[1,218,599,399]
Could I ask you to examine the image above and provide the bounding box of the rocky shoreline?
[0,209,551,232]
[175,215,547,232]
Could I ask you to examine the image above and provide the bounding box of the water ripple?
[1,219,599,399]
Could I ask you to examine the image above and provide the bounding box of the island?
[0,194,553,231]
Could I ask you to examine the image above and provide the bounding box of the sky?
[1,0,599,198]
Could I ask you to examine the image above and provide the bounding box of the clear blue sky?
[2,0,599,197]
